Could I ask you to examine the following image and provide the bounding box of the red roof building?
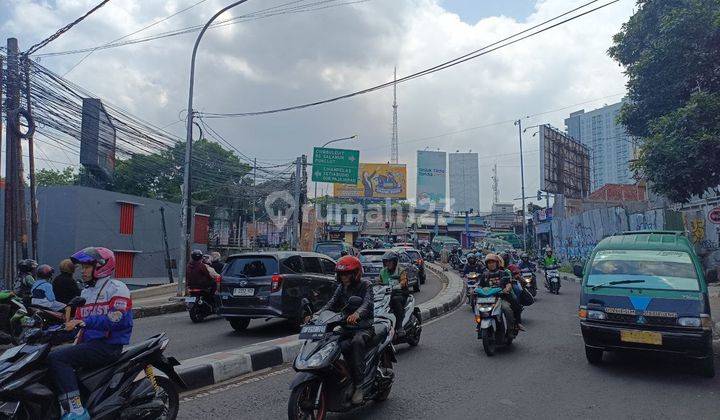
[587,183,646,202]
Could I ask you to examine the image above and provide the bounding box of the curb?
[175,263,464,391]
[133,301,186,320]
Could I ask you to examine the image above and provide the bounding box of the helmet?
[71,247,116,280]
[467,253,478,264]
[335,255,363,283]
[17,259,38,274]
[37,264,54,279]
[508,264,521,277]
[191,250,203,261]
[484,253,504,268]
[382,251,399,264]
[546,247,553,255]
[520,253,529,261]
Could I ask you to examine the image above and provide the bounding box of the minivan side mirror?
[573,264,584,278]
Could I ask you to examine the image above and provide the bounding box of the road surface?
[132,270,444,360]
[176,279,720,419]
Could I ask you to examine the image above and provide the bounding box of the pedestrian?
[53,259,81,305]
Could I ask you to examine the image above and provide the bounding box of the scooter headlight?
[299,341,338,369]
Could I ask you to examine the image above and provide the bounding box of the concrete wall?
[1,186,206,286]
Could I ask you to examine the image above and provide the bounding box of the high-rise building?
[448,153,479,213]
[564,100,635,191]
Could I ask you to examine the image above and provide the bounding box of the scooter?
[373,285,422,347]
[0,326,185,419]
[288,297,396,420]
[186,287,219,323]
[544,265,561,294]
[521,268,537,297]
[464,272,481,310]
[474,286,517,356]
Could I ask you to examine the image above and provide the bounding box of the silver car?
[358,248,420,292]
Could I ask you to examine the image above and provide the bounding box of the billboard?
[80,98,116,179]
[334,163,407,199]
[448,153,479,213]
[539,124,590,199]
[416,151,446,210]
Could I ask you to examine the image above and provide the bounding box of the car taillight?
[271,274,283,293]
[215,275,222,294]
[416,258,423,265]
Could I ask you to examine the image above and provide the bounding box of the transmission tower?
[390,66,399,164]
[491,162,500,204]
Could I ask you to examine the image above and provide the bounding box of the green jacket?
[379,266,407,288]
[543,255,559,267]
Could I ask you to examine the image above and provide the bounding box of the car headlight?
[677,317,701,327]
[305,341,338,368]
[586,310,606,320]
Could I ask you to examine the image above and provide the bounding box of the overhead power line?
[26,0,112,55]
[199,0,620,118]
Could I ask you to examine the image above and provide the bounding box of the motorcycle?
[464,272,481,310]
[186,287,218,323]
[474,286,517,356]
[0,325,185,419]
[373,285,422,347]
[288,297,396,419]
[544,265,561,294]
[520,268,537,297]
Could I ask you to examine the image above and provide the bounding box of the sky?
[0,0,636,211]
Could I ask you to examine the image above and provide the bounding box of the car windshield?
[406,250,421,260]
[587,250,700,291]
[360,251,385,263]
[225,257,278,278]
[315,243,343,259]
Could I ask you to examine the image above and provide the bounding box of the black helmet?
[467,253,478,263]
[17,259,38,274]
[191,250,203,261]
[37,264,54,279]
[382,251,399,263]
[520,253,529,261]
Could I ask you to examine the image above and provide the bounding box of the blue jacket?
[31,279,66,311]
[76,277,133,345]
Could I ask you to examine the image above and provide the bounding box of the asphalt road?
[131,270,444,361]
[176,278,720,420]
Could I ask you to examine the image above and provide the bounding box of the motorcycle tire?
[154,375,180,420]
[188,304,205,323]
[288,380,327,420]
[374,383,393,402]
[529,285,537,297]
[229,318,251,332]
[406,313,422,347]
[481,328,495,356]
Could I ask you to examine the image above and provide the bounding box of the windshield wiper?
[590,279,646,290]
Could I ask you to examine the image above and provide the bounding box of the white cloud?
[1,0,635,210]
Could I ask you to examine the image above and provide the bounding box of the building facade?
[565,100,635,191]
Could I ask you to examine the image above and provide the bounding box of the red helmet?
[335,255,363,282]
[508,264,521,277]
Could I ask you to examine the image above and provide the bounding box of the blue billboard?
[416,150,446,211]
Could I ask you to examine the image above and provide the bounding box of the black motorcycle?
[0,326,185,419]
[288,297,396,419]
[520,268,537,297]
[186,287,218,323]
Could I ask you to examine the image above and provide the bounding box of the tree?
[35,167,78,187]
[609,0,720,201]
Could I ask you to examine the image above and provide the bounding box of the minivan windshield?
[315,243,343,259]
[225,256,278,278]
[360,251,385,263]
[587,250,700,291]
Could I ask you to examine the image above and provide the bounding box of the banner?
[416,151,446,210]
[334,163,407,199]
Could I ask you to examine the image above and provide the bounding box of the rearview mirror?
[573,264,584,278]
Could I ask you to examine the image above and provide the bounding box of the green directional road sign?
[312,147,360,184]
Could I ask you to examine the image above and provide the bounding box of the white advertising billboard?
[416,151,446,210]
[449,153,479,213]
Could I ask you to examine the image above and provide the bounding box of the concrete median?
[175,262,465,391]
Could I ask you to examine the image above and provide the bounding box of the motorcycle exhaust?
[119,399,167,420]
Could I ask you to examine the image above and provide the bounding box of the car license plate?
[185,297,196,303]
[299,325,326,340]
[233,288,254,297]
[476,297,496,304]
[620,330,662,345]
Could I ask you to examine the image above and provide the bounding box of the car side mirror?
[573,264,584,278]
[348,296,363,309]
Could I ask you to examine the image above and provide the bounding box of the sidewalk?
[131,283,185,319]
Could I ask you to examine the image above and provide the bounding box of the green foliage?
[35,167,78,186]
[609,0,720,201]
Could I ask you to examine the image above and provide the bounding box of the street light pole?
[515,119,527,252]
[179,0,250,297]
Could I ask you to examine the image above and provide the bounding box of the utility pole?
[159,207,174,283]
[515,119,527,252]
[252,158,257,250]
[491,162,499,204]
[24,60,38,261]
[3,38,22,287]
[292,156,302,250]
[391,67,399,164]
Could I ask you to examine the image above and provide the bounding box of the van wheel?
[700,351,715,378]
[585,345,603,364]
[229,318,250,332]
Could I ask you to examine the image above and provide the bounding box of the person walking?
[53,259,81,305]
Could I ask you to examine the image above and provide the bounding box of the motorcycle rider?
[30,264,66,312]
[481,254,524,331]
[187,249,217,295]
[518,253,536,272]
[315,255,374,405]
[463,253,484,275]
[378,251,409,338]
[542,247,559,268]
[47,247,133,420]
[14,259,38,302]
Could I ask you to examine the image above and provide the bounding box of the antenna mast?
[391,66,399,164]
[491,162,500,204]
